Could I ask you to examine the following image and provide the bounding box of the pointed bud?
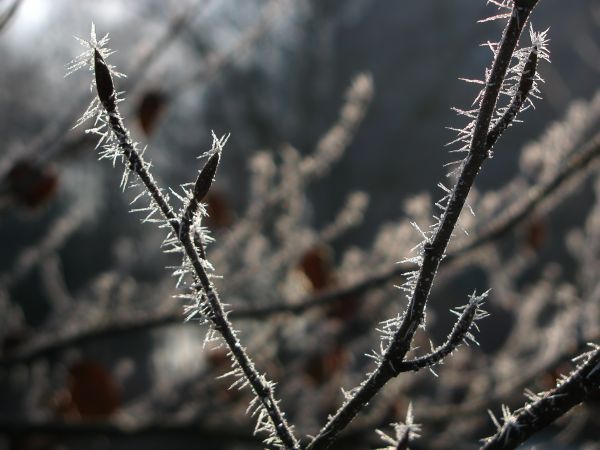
[94,49,116,110]
[193,152,220,203]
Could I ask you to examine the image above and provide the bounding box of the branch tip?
[93,48,115,110]
[193,151,220,203]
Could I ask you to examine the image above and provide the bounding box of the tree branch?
[481,345,600,450]
[91,48,298,449]
[395,292,489,373]
[307,3,540,448]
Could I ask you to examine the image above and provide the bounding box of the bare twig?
[486,45,539,149]
[171,0,284,94]
[454,129,600,260]
[245,126,600,320]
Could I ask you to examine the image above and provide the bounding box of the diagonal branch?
[0,0,21,35]
[395,292,489,373]
[307,2,540,448]
[5,124,596,372]
[92,49,298,449]
[481,345,600,450]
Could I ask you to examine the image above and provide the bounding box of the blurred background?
[0,0,599,449]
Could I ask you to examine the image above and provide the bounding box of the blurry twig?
[452,129,600,262]
[215,73,373,288]
[425,330,600,423]
[0,0,21,35]
[126,1,208,89]
[0,199,94,289]
[171,0,284,94]
[2,131,599,368]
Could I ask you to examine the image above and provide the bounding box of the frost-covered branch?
[394,292,489,373]
[375,403,421,450]
[68,30,298,449]
[307,2,542,448]
[481,344,600,450]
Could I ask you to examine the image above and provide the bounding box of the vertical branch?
[307,2,540,449]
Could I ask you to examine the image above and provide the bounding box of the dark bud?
[193,151,220,203]
[94,48,116,111]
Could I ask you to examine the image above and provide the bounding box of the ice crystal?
[376,403,421,450]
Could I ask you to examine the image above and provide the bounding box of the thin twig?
[245,126,600,320]
[91,48,298,449]
[395,293,489,373]
[486,46,538,149]
[410,329,600,425]
[454,129,600,260]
